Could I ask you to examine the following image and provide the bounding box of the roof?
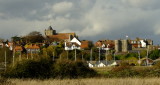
[81,40,90,49]
[66,42,80,47]
[25,44,40,49]
[47,33,76,41]
[95,40,114,48]
[14,46,23,51]
[58,33,76,36]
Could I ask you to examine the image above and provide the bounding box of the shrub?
[105,65,138,78]
[2,58,97,79]
[3,58,53,79]
[53,59,97,79]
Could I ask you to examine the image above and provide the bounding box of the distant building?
[14,46,23,52]
[115,38,153,53]
[115,40,130,53]
[129,38,153,49]
[65,37,81,50]
[25,44,40,54]
[45,26,77,42]
[95,40,115,50]
[81,40,92,49]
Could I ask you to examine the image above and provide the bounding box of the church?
[44,26,77,42]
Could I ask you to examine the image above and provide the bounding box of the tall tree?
[23,31,44,43]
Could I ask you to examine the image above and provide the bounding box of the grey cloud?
[0,0,160,44]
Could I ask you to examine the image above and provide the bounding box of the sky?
[0,0,160,44]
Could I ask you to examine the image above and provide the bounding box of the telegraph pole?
[75,49,77,61]
[114,53,115,62]
[90,48,92,62]
[67,50,68,60]
[5,50,6,71]
[146,48,149,66]
[31,50,33,59]
[99,47,100,63]
[13,50,15,66]
[53,52,54,61]
[138,51,141,66]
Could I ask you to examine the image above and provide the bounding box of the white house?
[65,37,81,50]
[97,62,106,67]
[140,40,147,48]
[88,63,94,68]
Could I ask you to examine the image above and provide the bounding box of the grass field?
[1,78,160,85]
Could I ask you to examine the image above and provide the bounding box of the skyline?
[0,0,160,44]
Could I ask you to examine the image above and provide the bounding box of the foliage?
[0,47,13,63]
[11,36,21,42]
[149,49,160,60]
[107,66,138,78]
[3,58,53,79]
[140,50,147,58]
[53,59,97,79]
[22,31,44,43]
[2,58,97,79]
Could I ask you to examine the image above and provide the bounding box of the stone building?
[44,26,77,42]
[115,40,131,53]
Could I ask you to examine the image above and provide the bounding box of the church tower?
[45,26,56,36]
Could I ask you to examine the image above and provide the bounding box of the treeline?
[2,57,96,79]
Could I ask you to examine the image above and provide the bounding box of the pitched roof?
[66,42,80,47]
[14,46,23,51]
[47,33,76,41]
[81,40,90,49]
[25,44,40,49]
[95,40,114,48]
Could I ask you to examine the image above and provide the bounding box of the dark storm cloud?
[0,0,160,44]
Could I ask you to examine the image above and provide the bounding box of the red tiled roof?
[81,41,90,49]
[47,33,76,42]
[14,46,23,51]
[95,40,115,48]
[26,44,40,49]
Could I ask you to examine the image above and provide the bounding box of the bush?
[2,58,97,79]
[53,60,97,79]
[106,65,138,78]
[3,58,53,79]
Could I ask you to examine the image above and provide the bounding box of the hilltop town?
[0,26,160,68]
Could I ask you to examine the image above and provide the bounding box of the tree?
[22,31,44,43]
[11,36,21,42]
[140,50,147,58]
[149,49,160,60]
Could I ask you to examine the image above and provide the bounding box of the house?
[88,62,94,68]
[25,44,40,54]
[129,38,153,49]
[95,40,114,51]
[81,40,92,49]
[65,37,81,50]
[14,46,23,52]
[45,26,77,42]
[97,62,107,67]
[88,60,118,67]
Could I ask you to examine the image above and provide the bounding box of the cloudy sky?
[0,0,160,44]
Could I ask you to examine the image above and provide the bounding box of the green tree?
[140,50,147,58]
[149,49,160,60]
[22,31,44,43]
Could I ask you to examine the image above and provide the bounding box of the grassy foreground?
[2,78,160,85]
